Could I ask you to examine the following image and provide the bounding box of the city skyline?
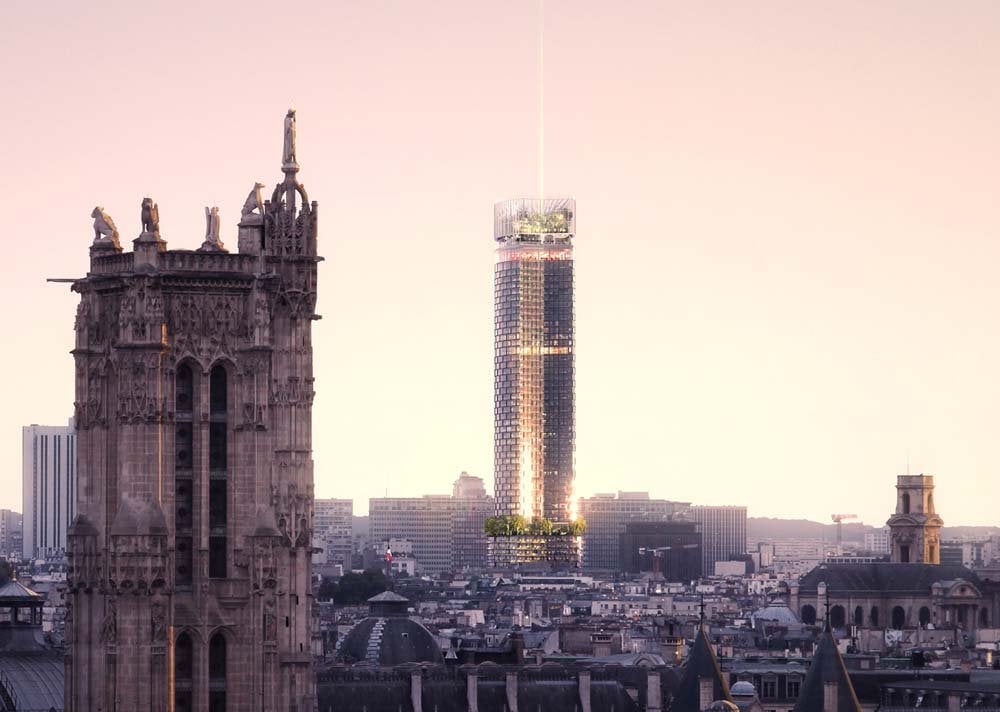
[3,1,1000,526]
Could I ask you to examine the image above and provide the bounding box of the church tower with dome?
[886,474,943,564]
[65,110,320,712]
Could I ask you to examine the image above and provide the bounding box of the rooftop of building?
[0,565,63,711]
[336,591,444,666]
[798,562,981,594]
[792,630,862,712]
[493,198,576,243]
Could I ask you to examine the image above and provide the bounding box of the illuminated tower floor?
[490,198,579,568]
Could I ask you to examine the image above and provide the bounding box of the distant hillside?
[941,526,1000,538]
[748,517,867,542]
[748,517,1000,542]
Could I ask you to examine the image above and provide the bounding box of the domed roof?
[755,605,799,624]
[336,591,442,666]
[337,617,443,666]
[731,681,756,697]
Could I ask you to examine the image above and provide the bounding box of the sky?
[1,1,999,526]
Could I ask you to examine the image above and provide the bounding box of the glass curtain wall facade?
[492,198,577,564]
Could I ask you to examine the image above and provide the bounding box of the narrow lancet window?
[174,632,194,712]
[209,633,227,712]
[208,365,228,578]
[175,365,194,587]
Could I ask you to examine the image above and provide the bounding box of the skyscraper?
[0,510,23,559]
[22,420,76,560]
[368,473,494,574]
[691,505,748,576]
[66,110,319,712]
[451,473,494,570]
[491,198,578,566]
[577,492,691,571]
[313,498,354,569]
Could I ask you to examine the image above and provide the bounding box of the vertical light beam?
[538,0,544,200]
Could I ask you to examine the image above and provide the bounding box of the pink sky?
[2,1,999,525]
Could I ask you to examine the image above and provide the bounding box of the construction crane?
[831,514,859,546]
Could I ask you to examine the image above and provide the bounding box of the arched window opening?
[919,607,931,627]
[902,493,911,514]
[175,365,194,588]
[208,365,228,579]
[174,632,194,712]
[209,366,227,470]
[801,605,816,625]
[830,605,846,629]
[854,606,864,627]
[209,633,227,712]
[891,606,906,630]
[870,607,880,628]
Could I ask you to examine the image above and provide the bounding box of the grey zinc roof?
[368,591,410,603]
[0,651,65,711]
[799,563,980,594]
[0,580,39,600]
[754,605,798,624]
[337,616,444,666]
[672,626,733,712]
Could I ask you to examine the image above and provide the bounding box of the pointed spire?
[792,629,862,712]
[672,625,733,712]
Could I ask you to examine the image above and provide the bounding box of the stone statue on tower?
[282,108,297,168]
[66,111,320,712]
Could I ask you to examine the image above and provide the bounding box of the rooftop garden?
[484,515,587,537]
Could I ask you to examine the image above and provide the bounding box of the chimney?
[511,630,525,664]
[699,677,714,710]
[410,671,423,712]
[646,671,662,712]
[823,681,838,712]
[505,671,519,712]
[466,670,478,712]
[578,670,592,712]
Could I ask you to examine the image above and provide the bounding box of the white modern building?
[313,498,353,567]
[22,419,77,560]
[864,527,891,554]
[369,473,494,574]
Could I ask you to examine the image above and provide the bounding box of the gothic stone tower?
[66,110,320,712]
[886,474,943,564]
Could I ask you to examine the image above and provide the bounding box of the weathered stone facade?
[887,474,943,564]
[65,111,320,712]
